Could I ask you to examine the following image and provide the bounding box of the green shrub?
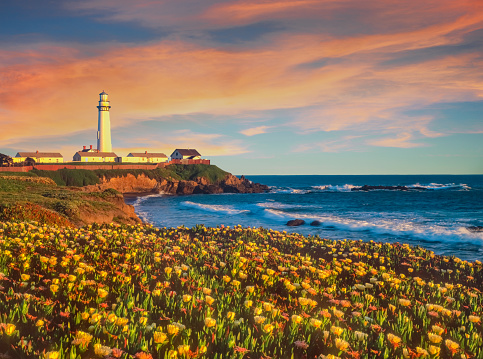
[32,169,100,186]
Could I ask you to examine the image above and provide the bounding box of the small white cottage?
[170,149,201,160]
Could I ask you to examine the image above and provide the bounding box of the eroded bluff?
[83,173,269,195]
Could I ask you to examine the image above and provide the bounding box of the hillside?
[0,174,140,227]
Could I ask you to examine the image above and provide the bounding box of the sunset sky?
[1,0,482,174]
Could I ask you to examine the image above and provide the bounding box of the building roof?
[75,151,117,157]
[16,152,63,158]
[128,153,167,158]
[172,149,201,156]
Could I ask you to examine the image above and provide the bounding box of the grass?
[0,177,121,226]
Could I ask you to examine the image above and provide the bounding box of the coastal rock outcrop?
[76,192,141,226]
[287,219,305,226]
[83,173,269,196]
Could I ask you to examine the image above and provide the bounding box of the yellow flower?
[223,275,231,283]
[244,300,253,308]
[115,317,128,326]
[93,343,112,357]
[428,333,443,344]
[21,274,30,281]
[263,323,274,334]
[432,325,444,335]
[97,288,108,299]
[292,315,303,324]
[232,280,241,286]
[445,339,459,351]
[469,315,481,323]
[333,309,344,318]
[246,286,255,293]
[50,284,59,293]
[298,297,309,306]
[36,319,44,327]
[205,295,215,305]
[416,347,429,357]
[106,313,117,323]
[165,267,172,275]
[202,287,212,295]
[330,326,343,336]
[178,345,190,354]
[199,345,207,354]
[335,338,349,351]
[43,352,59,359]
[168,350,178,358]
[204,317,216,328]
[428,345,441,355]
[72,331,93,348]
[398,299,411,307]
[4,324,16,335]
[139,316,148,326]
[309,318,322,328]
[387,333,401,346]
[183,294,192,302]
[254,315,266,324]
[227,311,235,321]
[167,324,179,335]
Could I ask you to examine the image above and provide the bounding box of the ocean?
[125,175,483,261]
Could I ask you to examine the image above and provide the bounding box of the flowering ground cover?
[0,220,481,359]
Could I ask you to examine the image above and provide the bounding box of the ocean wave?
[307,183,471,192]
[180,201,250,215]
[273,212,483,245]
[268,187,310,194]
[131,193,166,207]
[311,184,356,192]
[406,183,471,190]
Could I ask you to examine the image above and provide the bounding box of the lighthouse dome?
[99,91,108,95]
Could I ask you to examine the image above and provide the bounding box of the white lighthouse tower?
[97,91,112,152]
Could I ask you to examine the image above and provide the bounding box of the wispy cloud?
[367,133,426,148]
[240,126,271,136]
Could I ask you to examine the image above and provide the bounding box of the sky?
[0,0,482,175]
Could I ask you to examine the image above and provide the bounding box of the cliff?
[82,173,269,195]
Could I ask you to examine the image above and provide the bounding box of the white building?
[73,151,117,162]
[117,152,168,163]
[170,149,201,160]
[13,151,63,163]
[97,91,112,152]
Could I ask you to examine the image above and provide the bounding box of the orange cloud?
[240,126,272,136]
[1,0,483,154]
[368,133,426,148]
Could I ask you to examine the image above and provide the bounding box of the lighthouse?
[97,91,112,152]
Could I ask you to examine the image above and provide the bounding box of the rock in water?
[310,220,321,226]
[287,219,305,226]
[467,226,483,232]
